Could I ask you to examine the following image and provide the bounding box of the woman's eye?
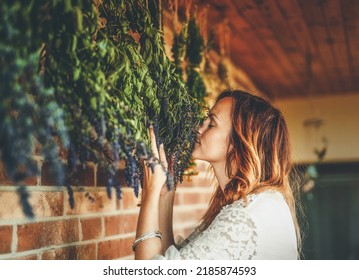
[208,123,214,128]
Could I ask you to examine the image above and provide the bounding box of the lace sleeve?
[176,202,258,259]
[153,191,297,260]
[153,200,258,260]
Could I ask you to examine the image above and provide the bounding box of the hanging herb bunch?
[217,60,229,84]
[171,22,188,76]
[217,20,230,88]
[171,13,207,107]
[203,28,216,75]
[120,0,206,184]
[39,0,157,203]
[185,17,207,106]
[0,0,206,216]
[169,9,209,177]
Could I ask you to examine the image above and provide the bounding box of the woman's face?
[192,97,233,163]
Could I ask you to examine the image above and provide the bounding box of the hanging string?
[185,0,192,21]
[197,5,208,44]
[218,22,225,57]
[224,19,230,60]
[173,0,178,32]
[159,0,163,31]
[168,0,182,34]
[218,19,230,59]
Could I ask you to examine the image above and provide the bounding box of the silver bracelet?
[132,231,162,251]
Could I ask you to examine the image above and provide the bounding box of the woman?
[133,90,302,260]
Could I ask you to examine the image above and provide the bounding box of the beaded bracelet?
[132,231,162,251]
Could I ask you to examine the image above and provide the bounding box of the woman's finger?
[159,143,168,170]
[142,157,152,167]
[149,125,159,159]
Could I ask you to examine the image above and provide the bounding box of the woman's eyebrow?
[208,112,220,122]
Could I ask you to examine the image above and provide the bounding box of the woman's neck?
[211,161,231,191]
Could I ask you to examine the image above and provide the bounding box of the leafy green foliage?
[170,16,208,176]
[0,0,206,216]
[171,18,209,107]
[171,22,188,75]
[186,67,207,105]
[185,18,207,105]
[0,1,68,188]
[186,18,204,68]
[172,17,207,107]
[122,1,205,184]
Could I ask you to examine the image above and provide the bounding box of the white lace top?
[153,191,298,260]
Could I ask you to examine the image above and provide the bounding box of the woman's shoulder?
[219,190,292,226]
[223,190,297,259]
[222,190,286,213]
[245,190,290,217]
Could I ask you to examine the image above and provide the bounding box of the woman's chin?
[191,149,199,160]
[191,149,202,161]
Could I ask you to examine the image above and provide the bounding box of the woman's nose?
[197,124,204,135]
[195,129,201,145]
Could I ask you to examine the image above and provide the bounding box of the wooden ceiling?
[174,0,359,100]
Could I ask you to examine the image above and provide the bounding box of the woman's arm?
[134,126,174,259]
[159,190,176,252]
[135,186,176,259]
[134,186,162,259]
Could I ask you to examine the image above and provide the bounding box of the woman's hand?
[142,125,171,196]
[135,125,176,259]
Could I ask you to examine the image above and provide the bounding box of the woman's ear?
[226,135,234,157]
[228,143,234,152]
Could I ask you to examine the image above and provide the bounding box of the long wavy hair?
[200,89,302,254]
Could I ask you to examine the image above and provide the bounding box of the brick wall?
[0,160,214,260]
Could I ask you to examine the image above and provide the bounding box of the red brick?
[0,225,12,254]
[10,254,38,260]
[66,189,116,215]
[73,164,95,186]
[183,226,197,239]
[40,162,58,186]
[17,219,79,252]
[97,167,127,187]
[0,191,64,220]
[196,208,207,218]
[178,173,214,188]
[173,229,185,240]
[105,214,138,236]
[0,161,38,186]
[182,191,212,205]
[181,192,199,204]
[41,162,95,186]
[173,209,202,224]
[121,188,140,209]
[81,217,102,241]
[57,144,68,160]
[41,244,96,260]
[98,237,133,260]
[173,192,181,205]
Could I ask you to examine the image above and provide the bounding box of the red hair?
[200,90,302,252]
